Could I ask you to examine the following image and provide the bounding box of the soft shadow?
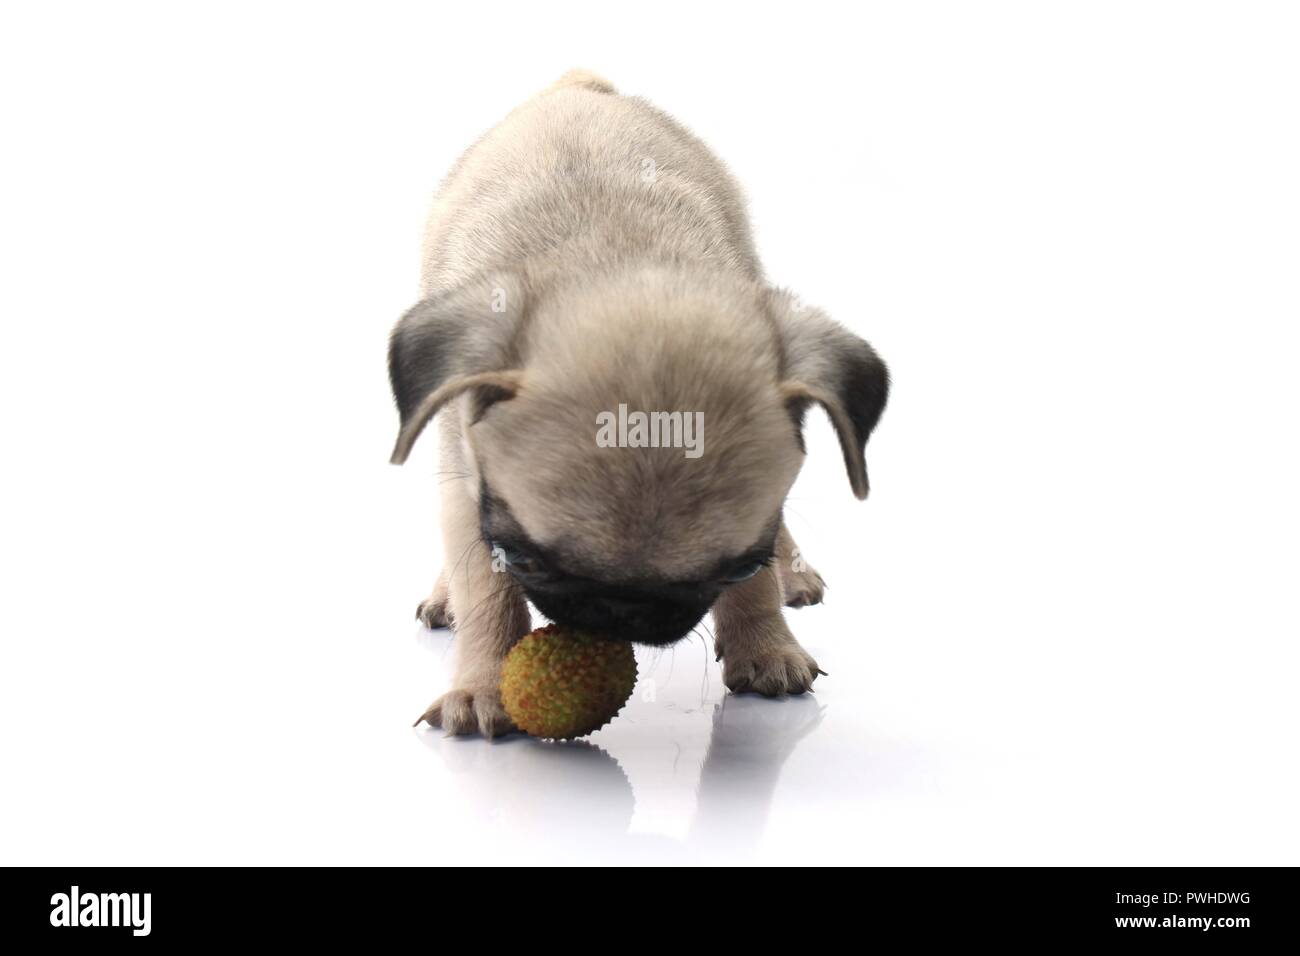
[412,624,453,656]
[416,688,825,863]
[417,732,633,830]
[689,693,825,852]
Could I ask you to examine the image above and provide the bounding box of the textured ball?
[500,624,637,739]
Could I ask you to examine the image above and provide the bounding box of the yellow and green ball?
[500,624,637,739]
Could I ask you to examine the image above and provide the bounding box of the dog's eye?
[491,541,544,575]
[722,561,765,583]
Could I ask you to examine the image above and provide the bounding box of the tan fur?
[712,563,824,696]
[775,522,826,608]
[544,68,616,95]
[413,408,529,738]
[393,72,888,736]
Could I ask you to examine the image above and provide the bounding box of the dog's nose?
[522,581,716,646]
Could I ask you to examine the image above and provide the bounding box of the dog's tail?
[544,68,616,95]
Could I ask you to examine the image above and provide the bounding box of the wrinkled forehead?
[468,338,804,577]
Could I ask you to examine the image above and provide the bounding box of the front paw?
[414,685,516,738]
[780,572,821,608]
[719,639,824,697]
[780,566,826,609]
[415,592,453,629]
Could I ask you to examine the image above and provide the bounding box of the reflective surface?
[414,627,830,864]
[2,2,1298,866]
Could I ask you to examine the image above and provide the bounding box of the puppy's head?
[389,267,888,645]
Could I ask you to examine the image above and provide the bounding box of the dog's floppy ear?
[388,273,526,464]
[770,289,890,499]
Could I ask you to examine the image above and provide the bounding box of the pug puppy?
[390,70,889,737]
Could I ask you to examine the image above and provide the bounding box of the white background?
[2,2,1297,865]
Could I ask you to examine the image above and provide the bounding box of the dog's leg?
[415,570,451,628]
[414,417,530,738]
[774,520,826,609]
[711,566,822,696]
